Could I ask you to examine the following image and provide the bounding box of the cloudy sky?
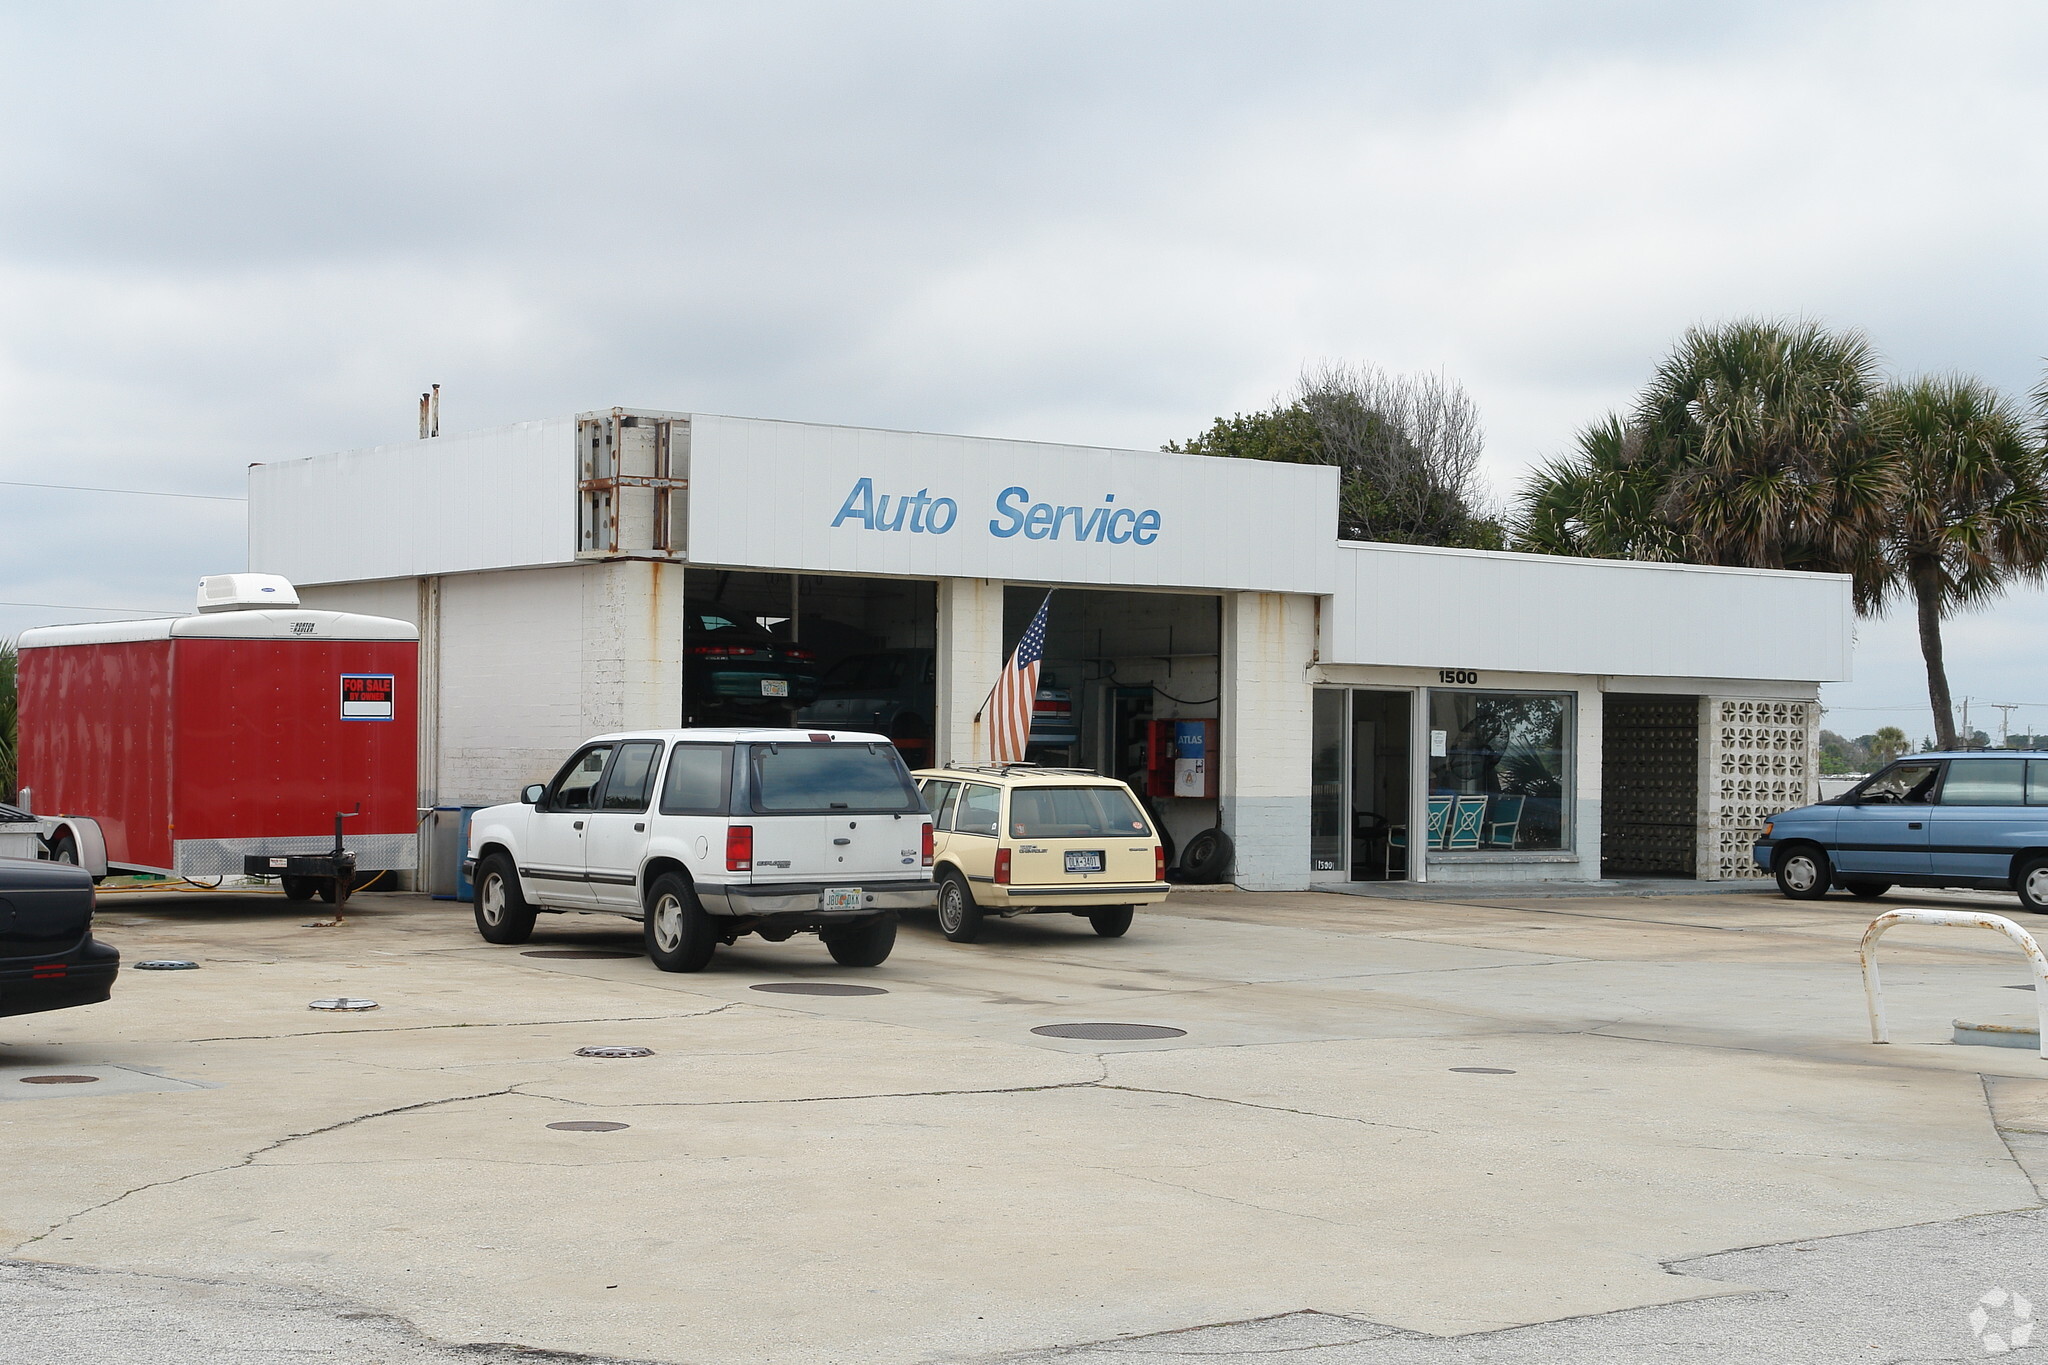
[3,1,2044,743]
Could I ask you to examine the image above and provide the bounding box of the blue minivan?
[1754,751,2048,912]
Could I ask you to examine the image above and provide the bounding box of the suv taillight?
[726,825,754,872]
[922,822,934,867]
[1155,845,1166,882]
[995,847,1011,885]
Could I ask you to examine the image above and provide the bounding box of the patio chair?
[1386,796,1454,877]
[1484,794,1525,850]
[1444,795,1488,851]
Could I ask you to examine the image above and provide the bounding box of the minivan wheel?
[1843,880,1892,900]
[936,870,984,943]
[2015,857,2048,914]
[1774,845,1832,900]
[644,873,716,972]
[1088,906,1135,938]
[474,853,538,944]
[824,912,898,967]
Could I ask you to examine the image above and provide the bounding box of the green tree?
[1862,378,2048,748]
[1867,725,1909,765]
[1171,363,1505,548]
[0,637,16,803]
[1516,319,1895,577]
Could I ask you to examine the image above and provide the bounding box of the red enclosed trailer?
[15,575,418,885]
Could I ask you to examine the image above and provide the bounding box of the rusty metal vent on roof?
[523,949,639,960]
[1449,1067,1518,1074]
[1031,1023,1185,1040]
[547,1121,630,1132]
[20,1075,99,1085]
[750,983,888,996]
[575,1046,654,1058]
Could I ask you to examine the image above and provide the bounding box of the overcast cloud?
[3,1,2045,743]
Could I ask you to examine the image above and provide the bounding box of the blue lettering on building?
[832,478,1159,545]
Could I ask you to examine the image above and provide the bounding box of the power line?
[0,599,177,617]
[0,479,245,503]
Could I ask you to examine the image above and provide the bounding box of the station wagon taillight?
[995,847,1011,885]
[726,825,754,872]
[1155,846,1166,882]
[922,822,934,867]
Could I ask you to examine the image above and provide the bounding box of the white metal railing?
[1859,908,2048,1060]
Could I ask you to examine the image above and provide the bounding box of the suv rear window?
[1009,786,1152,839]
[749,743,920,813]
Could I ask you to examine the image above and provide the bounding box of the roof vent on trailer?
[194,573,300,613]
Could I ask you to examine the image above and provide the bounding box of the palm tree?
[1864,377,2048,748]
[1517,415,1688,560]
[1868,725,1909,765]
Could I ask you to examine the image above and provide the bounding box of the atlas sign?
[830,478,1162,545]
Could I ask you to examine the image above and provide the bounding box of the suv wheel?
[644,872,716,972]
[1773,844,1832,900]
[1088,906,1135,938]
[2016,857,2048,914]
[474,853,538,943]
[936,870,983,943]
[824,912,898,967]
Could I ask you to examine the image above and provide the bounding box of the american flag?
[986,592,1052,763]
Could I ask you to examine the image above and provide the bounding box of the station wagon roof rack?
[933,763,1103,777]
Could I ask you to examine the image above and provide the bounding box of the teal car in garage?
[1753,752,2048,912]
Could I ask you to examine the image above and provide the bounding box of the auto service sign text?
[830,478,1162,545]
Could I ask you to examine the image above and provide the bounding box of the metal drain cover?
[308,998,379,1012]
[575,1045,654,1058]
[135,959,200,971]
[1031,1022,1186,1040]
[547,1120,629,1132]
[1449,1067,1518,1074]
[750,982,889,996]
[523,949,639,959]
[20,1075,100,1085]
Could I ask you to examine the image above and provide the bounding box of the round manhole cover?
[1031,1023,1186,1040]
[308,998,379,1012]
[574,1046,654,1058]
[20,1074,100,1085]
[134,959,200,971]
[522,950,640,959]
[1449,1067,1518,1075]
[750,982,889,996]
[547,1120,630,1132]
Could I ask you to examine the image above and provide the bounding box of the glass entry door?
[1311,688,1414,881]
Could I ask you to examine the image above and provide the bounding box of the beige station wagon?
[912,765,1169,942]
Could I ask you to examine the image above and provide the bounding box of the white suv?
[462,728,936,971]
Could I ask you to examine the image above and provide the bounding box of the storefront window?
[1310,690,1345,872]
[1427,691,1572,851]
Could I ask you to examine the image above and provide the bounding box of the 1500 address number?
[1438,669,1480,685]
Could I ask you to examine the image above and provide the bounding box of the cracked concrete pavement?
[3,883,2046,1363]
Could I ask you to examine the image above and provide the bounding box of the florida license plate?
[761,678,790,697]
[822,887,863,911]
[1065,850,1104,874]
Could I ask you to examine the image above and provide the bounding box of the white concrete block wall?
[437,566,592,805]
[1220,591,1317,891]
[935,578,1006,767]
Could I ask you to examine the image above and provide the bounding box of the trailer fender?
[45,817,109,879]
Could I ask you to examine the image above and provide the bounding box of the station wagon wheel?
[1773,844,1832,901]
[936,869,983,943]
[1842,880,1892,900]
[1087,906,1135,938]
[2016,857,2048,914]
[644,872,716,972]
[473,852,538,944]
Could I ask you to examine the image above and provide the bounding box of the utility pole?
[1992,703,2020,747]
[1958,696,1971,747]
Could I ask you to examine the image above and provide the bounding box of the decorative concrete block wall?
[1698,697,1819,880]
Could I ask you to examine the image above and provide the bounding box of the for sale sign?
[340,673,395,721]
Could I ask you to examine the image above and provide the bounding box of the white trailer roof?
[18,609,418,649]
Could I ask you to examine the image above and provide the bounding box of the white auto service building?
[249,409,1849,892]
